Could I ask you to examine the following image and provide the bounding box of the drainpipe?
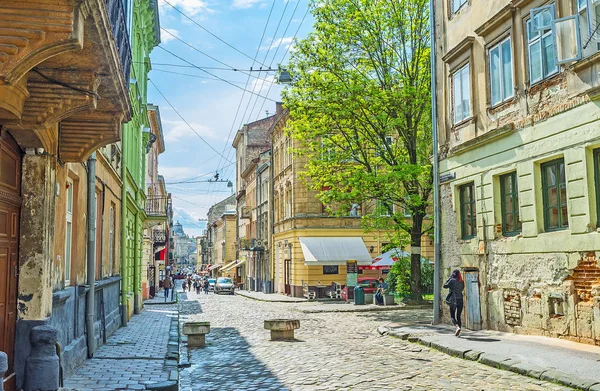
[86,152,97,357]
[430,0,442,324]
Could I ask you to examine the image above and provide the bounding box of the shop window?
[323,265,339,275]
[459,182,476,239]
[500,172,521,235]
[541,159,568,231]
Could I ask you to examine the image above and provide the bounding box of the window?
[285,188,292,218]
[489,38,514,106]
[452,64,471,124]
[452,0,467,13]
[500,172,521,235]
[109,203,116,275]
[527,5,558,84]
[377,199,391,217]
[323,265,339,275]
[593,149,600,225]
[65,180,73,285]
[321,135,333,161]
[576,0,599,58]
[459,183,476,239]
[541,159,568,231]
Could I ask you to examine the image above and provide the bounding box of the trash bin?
[354,285,365,305]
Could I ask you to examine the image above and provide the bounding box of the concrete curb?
[298,304,432,314]
[387,330,600,391]
[144,300,177,306]
[234,291,307,303]
[149,300,180,391]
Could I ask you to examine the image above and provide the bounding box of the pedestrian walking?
[163,275,172,302]
[182,280,187,292]
[188,278,193,292]
[444,269,465,337]
[375,277,387,305]
[203,278,209,294]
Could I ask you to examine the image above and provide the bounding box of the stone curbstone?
[508,362,545,379]
[463,350,482,361]
[540,370,599,391]
[477,353,511,369]
[145,380,178,391]
[588,383,600,391]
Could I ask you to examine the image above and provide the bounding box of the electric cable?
[149,79,234,163]
[161,0,269,68]
[157,46,278,102]
[151,68,275,86]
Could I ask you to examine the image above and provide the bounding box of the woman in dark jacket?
[443,269,465,336]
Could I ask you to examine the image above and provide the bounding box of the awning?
[208,264,221,271]
[220,260,238,272]
[299,237,372,265]
[223,258,246,272]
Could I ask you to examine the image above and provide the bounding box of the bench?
[303,283,316,300]
[183,321,210,347]
[373,293,396,306]
[264,319,300,341]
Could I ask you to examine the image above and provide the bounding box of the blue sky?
[150,0,313,237]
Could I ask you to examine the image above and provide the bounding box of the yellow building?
[271,107,393,297]
[434,0,600,342]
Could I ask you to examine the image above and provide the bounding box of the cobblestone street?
[179,292,572,391]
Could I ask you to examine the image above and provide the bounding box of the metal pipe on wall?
[86,152,97,357]
[430,0,442,324]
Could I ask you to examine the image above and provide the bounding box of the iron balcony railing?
[146,197,168,218]
[106,0,132,85]
[153,230,166,245]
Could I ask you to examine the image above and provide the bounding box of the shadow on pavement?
[180,327,287,390]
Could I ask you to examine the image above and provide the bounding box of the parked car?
[208,278,216,292]
[341,277,379,301]
[214,277,235,295]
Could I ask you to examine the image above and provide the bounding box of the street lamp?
[278,69,292,84]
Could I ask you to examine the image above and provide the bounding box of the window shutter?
[553,16,582,64]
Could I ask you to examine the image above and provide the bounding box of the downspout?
[121,149,128,326]
[86,152,97,357]
[430,0,442,324]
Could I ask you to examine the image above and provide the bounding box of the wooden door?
[465,271,482,330]
[284,260,291,295]
[0,131,21,391]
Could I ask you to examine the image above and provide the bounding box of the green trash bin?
[354,285,365,305]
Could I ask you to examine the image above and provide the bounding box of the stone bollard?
[0,351,7,391]
[264,319,300,341]
[25,325,59,391]
[182,322,210,348]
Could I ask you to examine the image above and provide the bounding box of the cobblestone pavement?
[179,292,572,391]
[63,303,177,390]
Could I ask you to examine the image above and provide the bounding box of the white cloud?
[261,37,294,51]
[231,0,264,9]
[158,0,213,17]
[163,119,215,143]
[160,28,180,43]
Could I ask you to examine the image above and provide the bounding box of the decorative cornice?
[474,4,515,37]
[442,36,476,63]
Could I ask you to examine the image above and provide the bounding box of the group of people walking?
[160,274,211,302]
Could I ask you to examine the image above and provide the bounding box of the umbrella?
[361,248,431,270]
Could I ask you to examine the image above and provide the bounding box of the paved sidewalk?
[63,303,179,390]
[235,289,307,302]
[294,301,431,313]
[385,324,600,391]
[144,288,177,305]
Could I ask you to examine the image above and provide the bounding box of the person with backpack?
[444,269,465,337]
[163,275,172,302]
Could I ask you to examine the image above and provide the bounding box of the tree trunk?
[409,211,424,301]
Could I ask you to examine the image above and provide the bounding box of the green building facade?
[121,0,160,320]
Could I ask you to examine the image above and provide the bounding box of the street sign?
[346,260,358,287]
[439,172,456,183]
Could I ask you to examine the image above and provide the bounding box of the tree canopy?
[282,0,432,299]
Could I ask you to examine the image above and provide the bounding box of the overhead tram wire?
[161,0,269,69]
[157,46,278,103]
[252,6,311,123]
[150,68,275,86]
[149,79,234,163]
[241,0,292,126]
[208,0,279,206]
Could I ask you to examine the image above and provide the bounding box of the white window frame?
[452,63,471,124]
[527,7,559,85]
[488,37,515,106]
[65,180,73,286]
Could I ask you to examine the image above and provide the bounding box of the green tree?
[283,0,432,300]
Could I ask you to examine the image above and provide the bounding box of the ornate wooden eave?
[0,0,132,162]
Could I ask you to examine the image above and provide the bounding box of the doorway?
[0,131,21,391]
[284,259,291,295]
[464,270,482,330]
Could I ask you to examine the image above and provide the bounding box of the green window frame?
[459,183,476,239]
[594,149,600,225]
[500,172,521,235]
[541,159,568,231]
